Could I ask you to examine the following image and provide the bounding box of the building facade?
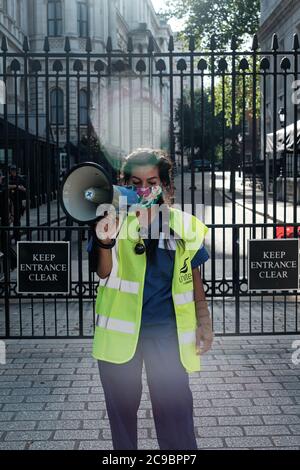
[258,0,300,199]
[259,0,300,132]
[0,0,173,169]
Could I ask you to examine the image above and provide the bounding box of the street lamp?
[237,133,243,177]
[278,107,285,128]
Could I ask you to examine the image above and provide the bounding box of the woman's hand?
[195,315,214,355]
[94,212,119,245]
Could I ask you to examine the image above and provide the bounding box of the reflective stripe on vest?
[179,330,196,345]
[99,236,140,294]
[174,289,194,305]
[105,277,139,294]
[96,314,135,334]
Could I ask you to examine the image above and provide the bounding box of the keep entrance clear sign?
[248,239,300,292]
[17,242,70,294]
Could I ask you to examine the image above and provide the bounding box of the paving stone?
[136,439,159,450]
[14,411,60,421]
[244,383,284,390]
[269,390,300,397]
[0,381,32,388]
[78,440,112,450]
[243,425,290,436]
[280,406,300,414]
[82,420,109,430]
[252,397,295,406]
[5,431,52,441]
[288,425,300,434]
[53,430,100,440]
[52,387,90,395]
[45,402,86,411]
[272,436,300,447]
[225,437,273,448]
[229,390,270,398]
[0,396,25,404]
[2,403,45,412]
[28,441,76,450]
[193,417,218,426]
[11,388,52,396]
[237,406,281,415]
[0,413,15,421]
[218,416,263,426]
[211,398,253,407]
[25,395,66,403]
[194,407,237,416]
[0,442,27,450]
[0,421,36,431]
[207,383,244,391]
[196,426,244,437]
[61,411,102,420]
[37,420,82,430]
[66,394,104,402]
[193,391,230,399]
[263,415,300,425]
[196,437,225,448]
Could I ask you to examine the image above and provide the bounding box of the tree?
[175,88,231,166]
[163,0,260,49]
[214,58,261,128]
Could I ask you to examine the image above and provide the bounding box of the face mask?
[132,184,163,208]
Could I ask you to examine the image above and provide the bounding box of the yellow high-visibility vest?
[92,206,209,373]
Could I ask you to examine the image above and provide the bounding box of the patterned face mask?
[130,184,163,208]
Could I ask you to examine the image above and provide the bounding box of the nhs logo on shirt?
[179,257,192,284]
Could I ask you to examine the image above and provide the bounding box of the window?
[48,0,62,37]
[79,89,88,125]
[50,88,64,125]
[7,0,14,17]
[0,0,8,13]
[77,2,88,38]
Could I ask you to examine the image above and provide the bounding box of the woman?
[88,148,214,450]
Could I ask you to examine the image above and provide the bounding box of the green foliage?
[164,0,260,49]
[175,88,231,163]
[214,58,261,127]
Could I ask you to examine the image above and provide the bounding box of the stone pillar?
[64,0,77,36]
[108,0,117,48]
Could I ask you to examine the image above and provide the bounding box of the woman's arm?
[95,214,119,279]
[192,267,205,303]
[192,267,214,354]
[96,245,113,279]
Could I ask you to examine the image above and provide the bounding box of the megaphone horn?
[59,162,139,224]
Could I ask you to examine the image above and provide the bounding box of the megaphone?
[59,162,139,224]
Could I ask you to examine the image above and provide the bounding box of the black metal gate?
[0,33,299,338]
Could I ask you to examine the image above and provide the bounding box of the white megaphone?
[59,162,139,224]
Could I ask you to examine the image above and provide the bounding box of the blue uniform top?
[140,217,209,338]
[87,212,210,338]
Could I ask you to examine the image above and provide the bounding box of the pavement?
[0,335,299,450]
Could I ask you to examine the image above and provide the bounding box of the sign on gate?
[248,239,300,292]
[17,242,70,294]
